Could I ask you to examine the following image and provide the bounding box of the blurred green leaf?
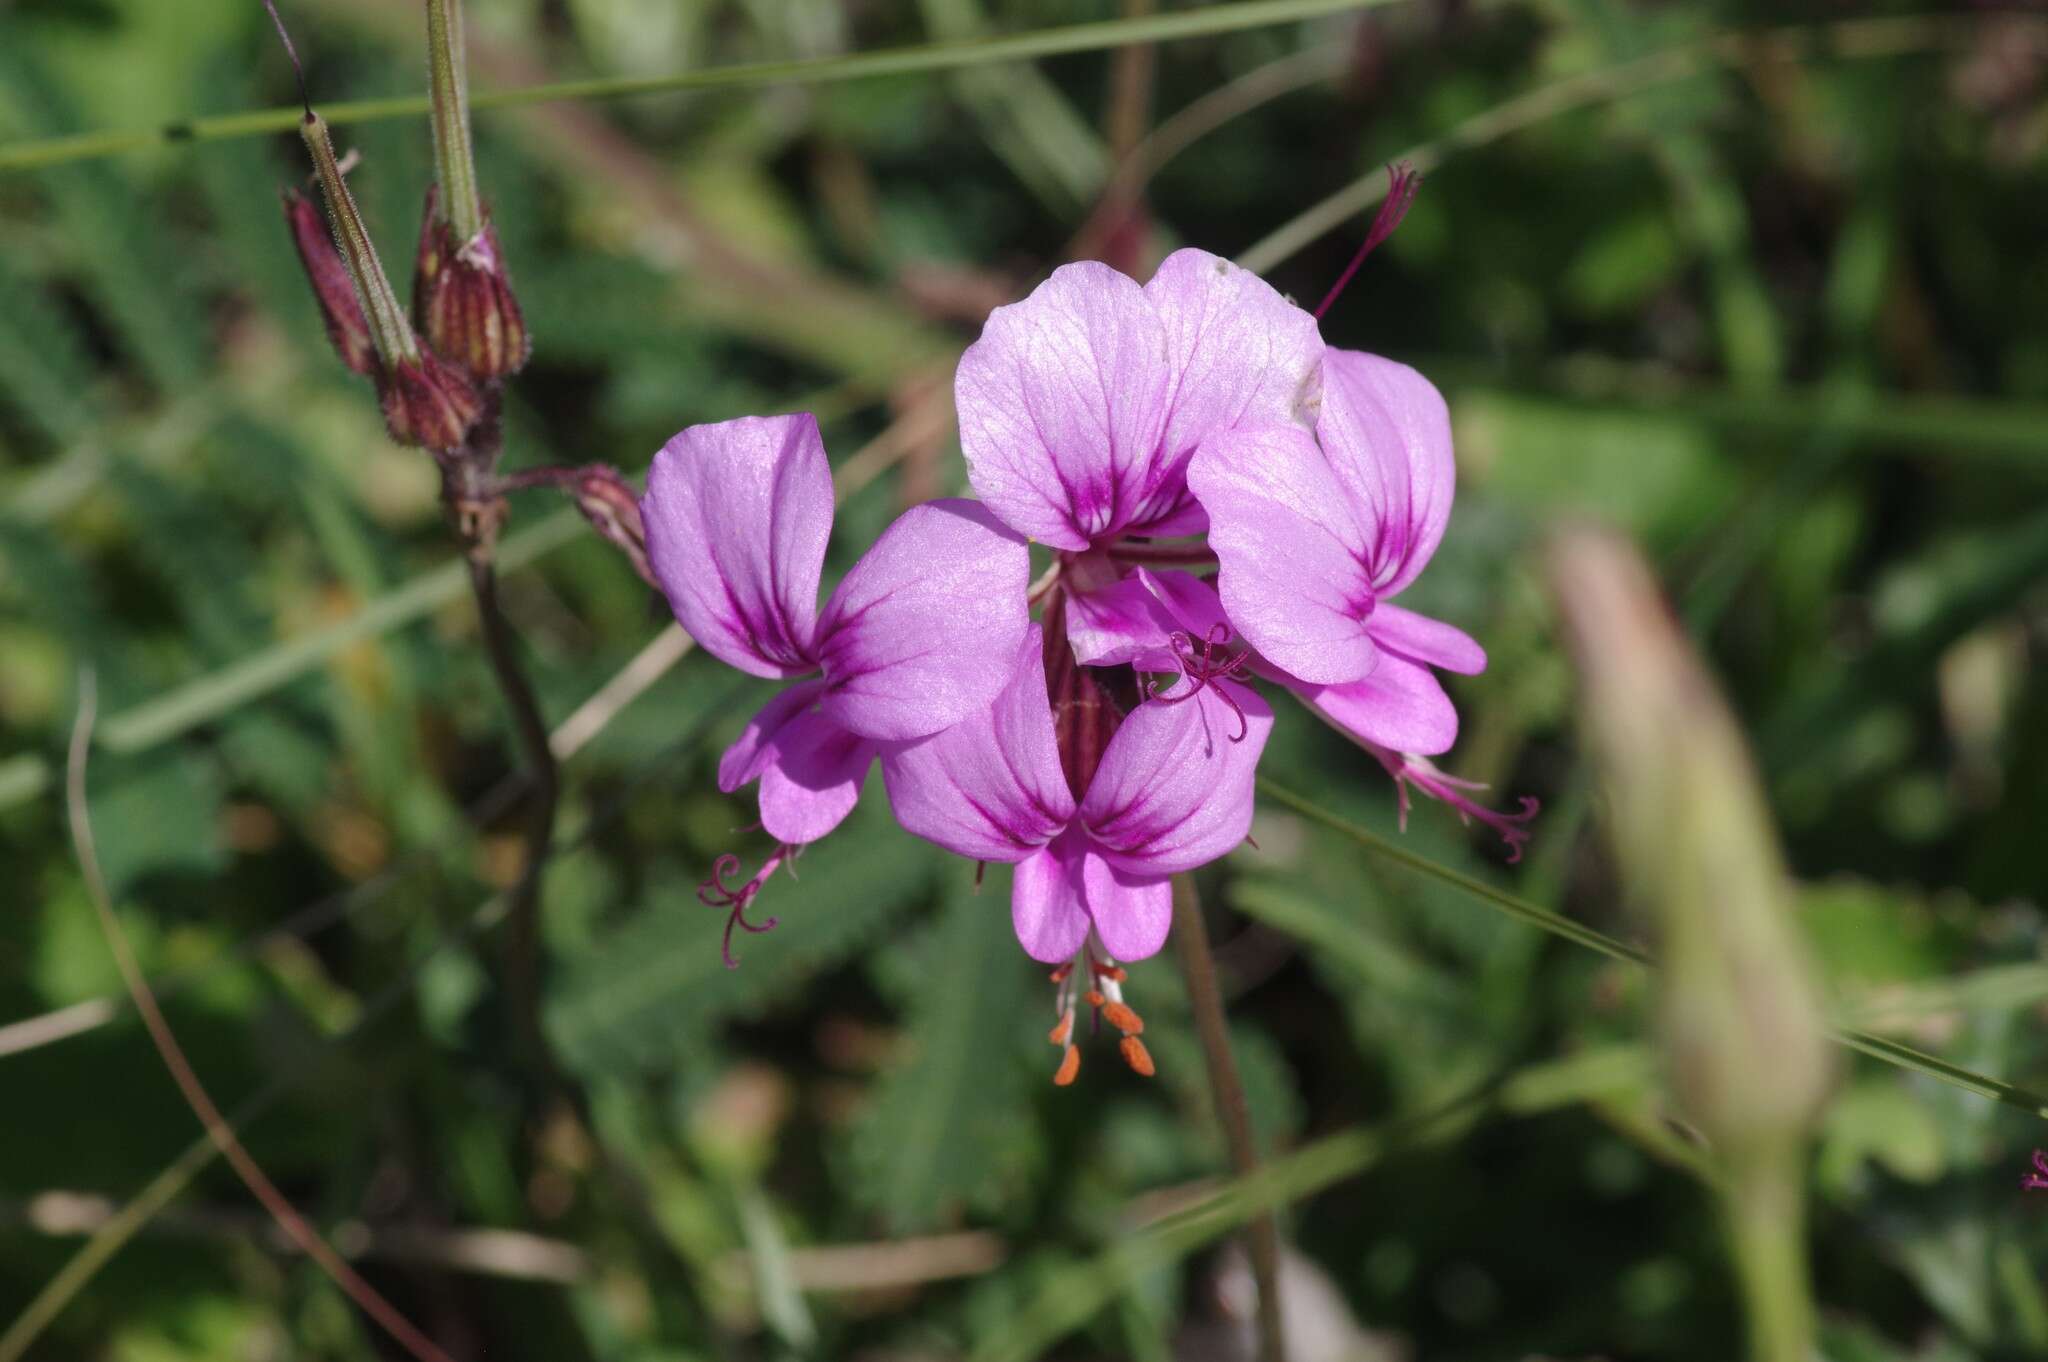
[546,790,943,1077]
[850,862,1039,1233]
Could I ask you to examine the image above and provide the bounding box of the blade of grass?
[93,508,580,755]
[1237,14,2046,276]
[1,681,746,1358]
[0,0,1402,173]
[1253,776,2048,1120]
[970,1042,1664,1362]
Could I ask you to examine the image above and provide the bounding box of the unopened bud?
[414,185,529,381]
[379,350,485,453]
[568,465,652,585]
[281,187,375,375]
[1548,525,1835,1152]
[295,111,482,453]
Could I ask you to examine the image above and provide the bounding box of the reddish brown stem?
[65,674,453,1362]
[1172,873,1286,1362]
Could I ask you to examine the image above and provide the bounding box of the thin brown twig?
[466,553,559,1072]
[63,672,455,1362]
[1172,873,1286,1362]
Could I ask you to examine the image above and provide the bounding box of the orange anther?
[1093,963,1127,982]
[1048,1013,1074,1047]
[1049,963,1072,983]
[1053,1044,1081,1086]
[1119,1036,1155,1077]
[1085,989,1106,1008]
[1101,1002,1143,1035]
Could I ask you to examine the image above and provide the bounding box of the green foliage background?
[2,0,2046,1357]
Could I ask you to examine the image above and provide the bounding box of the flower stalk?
[1549,525,1833,1362]
[424,0,484,244]
[1172,873,1285,1362]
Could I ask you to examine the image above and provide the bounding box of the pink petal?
[1064,573,1181,670]
[1135,568,1231,639]
[1290,651,1459,756]
[642,414,830,678]
[878,625,1077,863]
[876,622,1073,856]
[1011,840,1094,963]
[1080,679,1273,875]
[1142,249,1322,532]
[813,498,1029,742]
[756,713,876,845]
[1079,851,1173,962]
[1186,424,1380,686]
[717,679,831,793]
[1369,602,1486,675]
[715,680,875,844]
[956,261,1171,550]
[1317,349,1455,598]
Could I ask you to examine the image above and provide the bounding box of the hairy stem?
[1171,873,1285,1362]
[425,0,486,242]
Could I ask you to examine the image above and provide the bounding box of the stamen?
[696,846,792,967]
[1145,625,1252,745]
[1101,1001,1144,1035]
[1313,160,1421,322]
[1044,942,1156,1083]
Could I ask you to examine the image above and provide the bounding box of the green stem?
[426,0,486,242]
[1725,1144,1816,1362]
[1,0,1406,172]
[1171,874,1286,1362]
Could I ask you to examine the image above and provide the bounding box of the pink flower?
[882,623,1270,963]
[881,622,1270,1080]
[955,248,1322,667]
[640,413,1029,958]
[1186,348,1537,854]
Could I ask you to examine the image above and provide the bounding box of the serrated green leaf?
[546,790,943,1077]
[849,861,1038,1232]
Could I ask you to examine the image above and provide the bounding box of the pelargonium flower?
[881,621,1271,1083]
[955,247,1321,665]
[1188,348,1537,857]
[640,412,1029,959]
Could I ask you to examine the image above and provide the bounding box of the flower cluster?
[642,234,1533,1083]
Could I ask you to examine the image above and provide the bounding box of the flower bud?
[568,465,653,586]
[281,187,375,375]
[294,110,483,453]
[413,185,530,382]
[1548,525,1835,1152]
[378,350,485,453]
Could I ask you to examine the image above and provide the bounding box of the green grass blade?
[0,0,1398,173]
[1254,776,2048,1120]
[1237,15,2024,276]
[94,509,582,755]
